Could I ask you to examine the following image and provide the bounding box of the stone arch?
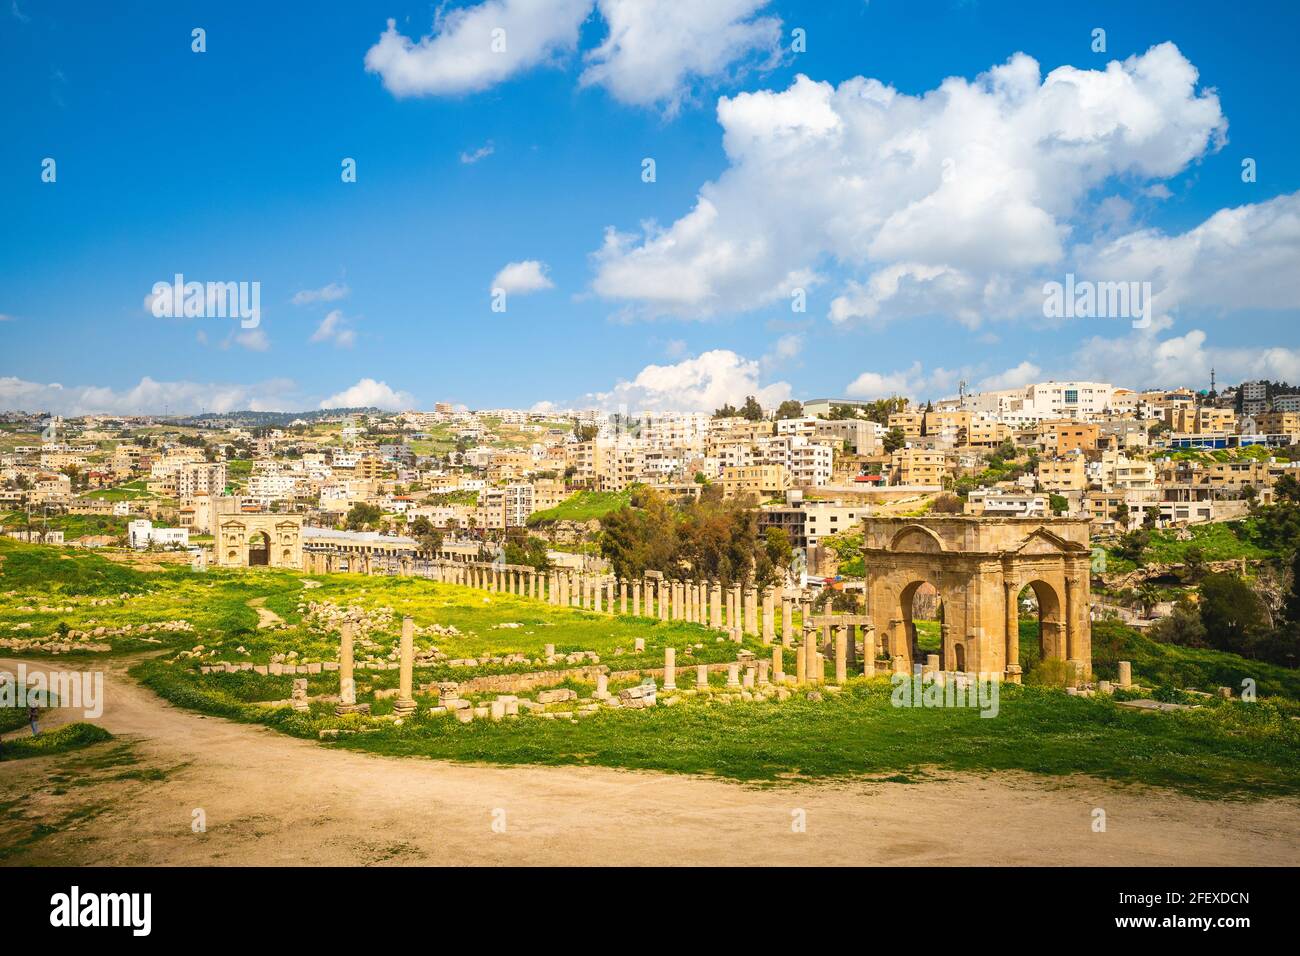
[889,524,946,553]
[1008,577,1066,663]
[864,517,1093,684]
[248,530,270,566]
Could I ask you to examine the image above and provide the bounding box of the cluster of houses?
[2,377,1299,561]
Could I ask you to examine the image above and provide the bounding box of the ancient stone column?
[804,629,818,684]
[834,626,848,685]
[710,583,723,629]
[663,647,677,691]
[620,580,628,615]
[684,582,694,622]
[395,615,416,717]
[1118,660,1132,688]
[633,581,642,617]
[696,664,708,689]
[772,644,784,683]
[758,660,770,685]
[596,673,609,699]
[658,582,669,621]
[863,626,877,676]
[761,587,775,644]
[782,597,794,646]
[336,622,357,715]
[744,586,758,636]
[795,641,806,684]
[726,663,740,688]
[730,585,742,631]
[593,579,603,613]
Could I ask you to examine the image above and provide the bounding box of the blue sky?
[2,0,1298,415]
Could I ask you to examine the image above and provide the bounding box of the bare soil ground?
[3,656,1297,866]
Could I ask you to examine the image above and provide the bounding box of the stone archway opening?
[248,531,270,567]
[1015,579,1065,675]
[900,580,942,666]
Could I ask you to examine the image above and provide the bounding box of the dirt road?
[3,656,1297,866]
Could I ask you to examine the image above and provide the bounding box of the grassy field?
[5,537,1300,798]
[0,723,112,761]
[527,489,634,525]
[1101,520,1271,574]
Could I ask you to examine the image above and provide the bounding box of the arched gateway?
[864,516,1092,683]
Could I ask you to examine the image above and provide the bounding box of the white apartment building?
[127,519,189,550]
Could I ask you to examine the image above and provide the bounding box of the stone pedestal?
[663,647,677,691]
[1118,660,1132,688]
[696,664,708,689]
[772,645,784,682]
[726,663,740,688]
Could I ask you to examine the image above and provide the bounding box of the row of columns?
[412,559,806,643]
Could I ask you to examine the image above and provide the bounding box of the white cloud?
[310,309,356,348]
[581,0,781,115]
[845,363,930,401]
[364,2,592,98]
[977,360,1042,391]
[1074,190,1300,321]
[590,43,1227,321]
[1073,320,1300,390]
[319,378,413,411]
[229,328,270,352]
[546,348,791,413]
[0,313,14,322]
[491,259,554,294]
[291,282,350,306]
[460,141,495,164]
[0,376,300,416]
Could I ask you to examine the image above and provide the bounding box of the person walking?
[28,703,39,736]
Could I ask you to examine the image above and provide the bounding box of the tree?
[344,502,383,531]
[740,396,764,421]
[1199,572,1271,656]
[773,400,804,421]
[929,493,964,514]
[1110,502,1130,528]
[1049,494,1069,516]
[883,427,906,454]
[713,403,739,419]
[574,423,600,442]
[1113,530,1150,565]
[410,515,443,553]
[1149,598,1208,648]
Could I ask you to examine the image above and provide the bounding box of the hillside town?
[5,377,1300,587]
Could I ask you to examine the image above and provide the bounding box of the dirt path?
[2,656,1298,866]
[246,596,283,630]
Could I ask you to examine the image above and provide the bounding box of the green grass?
[132,658,1300,798]
[1102,520,1271,574]
[0,723,113,761]
[1,511,131,539]
[527,489,634,525]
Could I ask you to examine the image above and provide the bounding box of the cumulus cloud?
[977,360,1042,391]
[590,43,1227,321]
[364,2,592,97]
[319,378,413,411]
[0,376,300,416]
[291,282,350,306]
[491,259,554,294]
[310,309,356,348]
[1073,190,1300,321]
[581,0,781,115]
[1072,319,1300,390]
[543,348,791,413]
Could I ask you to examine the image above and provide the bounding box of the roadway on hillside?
[2,656,1297,866]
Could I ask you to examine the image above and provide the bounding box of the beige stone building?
[721,464,791,500]
[1037,456,1087,493]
